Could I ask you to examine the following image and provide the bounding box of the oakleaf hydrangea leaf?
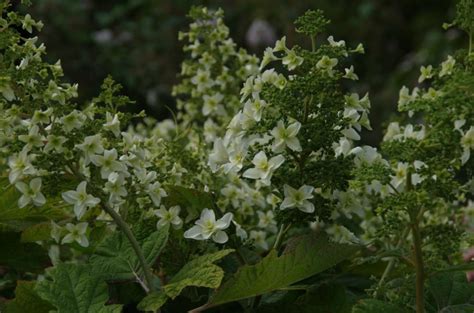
[35,263,122,313]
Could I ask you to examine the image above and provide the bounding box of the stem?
[273,223,291,251]
[310,35,316,52]
[411,220,425,313]
[375,227,410,296]
[102,204,156,293]
[406,169,424,313]
[469,29,472,55]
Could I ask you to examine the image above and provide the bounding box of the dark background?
[21,0,464,144]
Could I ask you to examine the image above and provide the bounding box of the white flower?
[280,184,315,213]
[104,172,127,204]
[439,55,455,77]
[327,36,345,47]
[233,221,248,240]
[184,209,233,244]
[461,126,474,164]
[61,110,85,133]
[147,181,167,207]
[208,138,229,172]
[243,98,268,122]
[343,66,358,80]
[155,205,182,229]
[90,149,127,179]
[8,147,36,183]
[250,230,269,250]
[316,56,338,76]
[18,125,44,148]
[191,69,214,92]
[62,181,100,219]
[15,177,46,208]
[418,65,433,83]
[243,151,285,185]
[61,222,89,247]
[44,135,67,153]
[75,134,104,165]
[282,49,303,71]
[333,137,352,157]
[103,112,121,137]
[270,120,302,153]
[257,210,277,232]
[202,93,224,116]
[383,122,401,141]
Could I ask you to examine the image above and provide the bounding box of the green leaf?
[205,233,359,308]
[0,178,67,232]
[0,232,49,272]
[20,222,52,242]
[164,185,215,222]
[425,272,474,312]
[163,249,234,299]
[4,281,54,313]
[90,225,169,281]
[351,299,405,313]
[35,263,122,313]
[137,291,168,312]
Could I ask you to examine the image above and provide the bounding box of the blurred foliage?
[18,0,463,145]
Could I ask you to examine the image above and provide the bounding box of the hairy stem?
[102,204,156,293]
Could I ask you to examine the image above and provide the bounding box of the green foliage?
[425,272,474,312]
[137,291,168,312]
[36,263,122,313]
[0,232,49,272]
[352,299,404,313]
[164,249,234,299]
[206,234,358,308]
[89,225,169,281]
[4,281,54,313]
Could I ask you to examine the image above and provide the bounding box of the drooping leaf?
[35,263,122,313]
[4,281,54,313]
[164,185,215,222]
[0,232,49,272]
[204,233,359,309]
[137,291,168,312]
[89,225,169,281]
[425,271,474,312]
[163,249,234,299]
[351,299,405,313]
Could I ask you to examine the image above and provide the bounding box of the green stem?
[376,227,410,295]
[469,29,472,55]
[102,204,156,293]
[406,169,424,313]
[310,35,316,52]
[411,219,425,313]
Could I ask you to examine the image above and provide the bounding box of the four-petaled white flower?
[15,177,46,208]
[104,172,127,204]
[184,208,233,244]
[418,65,433,83]
[90,149,127,179]
[62,181,101,219]
[250,230,269,250]
[243,151,285,185]
[270,120,302,153]
[147,181,168,207]
[316,55,338,76]
[44,135,67,153]
[280,184,315,213]
[282,50,303,71]
[18,125,44,148]
[8,147,36,183]
[439,55,455,77]
[61,222,89,247]
[155,205,182,229]
[75,134,104,164]
[202,93,224,116]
